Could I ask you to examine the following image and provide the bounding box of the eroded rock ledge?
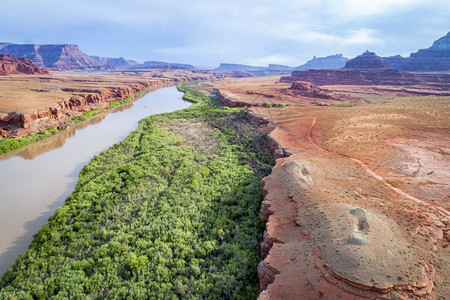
[258,159,434,299]
[0,79,171,138]
[243,108,436,299]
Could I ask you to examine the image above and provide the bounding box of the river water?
[0,86,190,276]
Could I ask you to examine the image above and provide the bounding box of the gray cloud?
[0,0,448,66]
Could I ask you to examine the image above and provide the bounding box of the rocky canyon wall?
[0,79,171,138]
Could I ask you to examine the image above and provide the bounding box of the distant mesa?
[0,43,106,70]
[344,51,390,69]
[281,31,450,86]
[281,51,421,86]
[216,63,267,72]
[139,61,195,70]
[268,64,291,71]
[384,31,450,71]
[216,54,349,77]
[0,43,195,71]
[215,63,291,76]
[0,54,48,75]
[294,54,348,70]
[90,56,138,68]
[281,32,450,87]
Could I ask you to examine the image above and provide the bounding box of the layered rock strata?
[280,68,422,86]
[384,31,450,71]
[280,51,425,86]
[281,49,450,87]
[0,43,103,70]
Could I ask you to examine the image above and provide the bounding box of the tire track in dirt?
[307,116,450,218]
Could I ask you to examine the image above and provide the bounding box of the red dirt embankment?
[250,107,447,299]
[0,80,166,138]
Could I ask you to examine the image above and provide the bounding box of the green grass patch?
[0,127,58,154]
[0,83,274,299]
[71,109,104,123]
[107,89,149,110]
[107,97,133,109]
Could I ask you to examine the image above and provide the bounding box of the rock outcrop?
[294,54,348,70]
[0,54,48,75]
[290,81,323,94]
[384,31,450,71]
[289,81,334,100]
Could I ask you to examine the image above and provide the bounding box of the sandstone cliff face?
[384,31,450,71]
[0,54,49,75]
[0,43,104,70]
[279,51,448,86]
[281,68,421,86]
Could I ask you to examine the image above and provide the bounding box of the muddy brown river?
[0,86,190,276]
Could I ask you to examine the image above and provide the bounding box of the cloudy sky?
[1,0,449,67]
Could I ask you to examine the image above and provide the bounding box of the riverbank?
[0,71,221,154]
[0,88,151,154]
[0,82,274,298]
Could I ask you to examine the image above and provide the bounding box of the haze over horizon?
[1,0,449,67]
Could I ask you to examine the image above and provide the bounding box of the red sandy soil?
[207,77,449,299]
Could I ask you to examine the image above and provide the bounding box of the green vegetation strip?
[0,127,58,154]
[107,89,148,110]
[0,89,150,154]
[0,83,274,299]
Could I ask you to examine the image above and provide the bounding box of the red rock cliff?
[0,54,48,75]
